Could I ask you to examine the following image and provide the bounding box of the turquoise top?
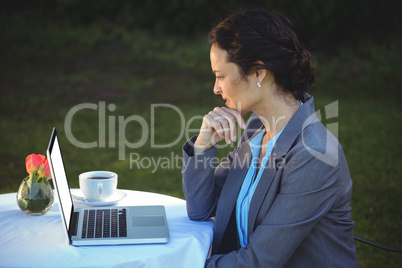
[236,102,302,247]
[235,127,285,247]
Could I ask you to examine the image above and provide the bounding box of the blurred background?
[0,0,401,266]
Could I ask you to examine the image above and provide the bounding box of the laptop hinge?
[70,212,79,236]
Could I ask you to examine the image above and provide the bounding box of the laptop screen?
[47,128,73,235]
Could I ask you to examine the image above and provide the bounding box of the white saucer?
[71,189,127,206]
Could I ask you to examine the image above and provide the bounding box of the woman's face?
[210,44,259,114]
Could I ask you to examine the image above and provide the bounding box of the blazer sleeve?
[182,135,235,221]
[205,141,349,267]
[182,113,261,221]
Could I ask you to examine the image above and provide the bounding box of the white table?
[0,189,214,268]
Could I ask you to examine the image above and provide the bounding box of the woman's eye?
[216,76,224,80]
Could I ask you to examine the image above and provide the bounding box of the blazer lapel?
[213,95,318,251]
[247,95,317,235]
[213,118,266,249]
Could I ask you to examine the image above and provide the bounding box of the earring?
[257,82,261,88]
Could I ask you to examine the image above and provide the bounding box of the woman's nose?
[213,82,222,95]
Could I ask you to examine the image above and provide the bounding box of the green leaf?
[28,183,41,199]
[27,173,40,198]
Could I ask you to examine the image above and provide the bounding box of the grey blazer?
[182,95,358,267]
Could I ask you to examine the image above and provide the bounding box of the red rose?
[41,160,52,180]
[26,154,46,174]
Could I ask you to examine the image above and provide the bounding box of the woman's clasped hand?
[194,107,246,153]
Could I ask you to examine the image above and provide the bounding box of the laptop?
[46,127,170,246]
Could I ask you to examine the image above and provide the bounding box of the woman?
[182,9,358,267]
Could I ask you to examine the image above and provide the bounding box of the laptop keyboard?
[81,208,127,239]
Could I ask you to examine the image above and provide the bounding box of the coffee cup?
[79,171,118,202]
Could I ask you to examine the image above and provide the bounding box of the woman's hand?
[194,107,246,153]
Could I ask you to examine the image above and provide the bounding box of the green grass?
[0,18,401,267]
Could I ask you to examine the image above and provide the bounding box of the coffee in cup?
[79,171,118,202]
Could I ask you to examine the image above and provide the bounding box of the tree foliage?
[1,0,400,49]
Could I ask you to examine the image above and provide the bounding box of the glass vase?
[17,176,54,215]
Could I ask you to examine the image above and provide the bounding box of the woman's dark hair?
[208,9,315,101]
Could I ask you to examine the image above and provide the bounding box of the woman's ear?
[255,60,267,83]
[256,69,267,81]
